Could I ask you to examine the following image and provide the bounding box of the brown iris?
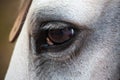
[47,27,74,45]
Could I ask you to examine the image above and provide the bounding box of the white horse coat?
[5,0,120,80]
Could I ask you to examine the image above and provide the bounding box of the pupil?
[48,27,74,44]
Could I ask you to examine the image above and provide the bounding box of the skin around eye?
[30,21,90,60]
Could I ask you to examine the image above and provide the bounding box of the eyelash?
[30,21,88,61]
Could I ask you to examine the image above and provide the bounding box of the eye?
[47,27,75,45]
[31,21,78,53]
[30,21,89,60]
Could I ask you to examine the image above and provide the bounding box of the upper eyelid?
[29,15,90,36]
[40,21,74,30]
[30,21,77,35]
[38,21,90,35]
[28,11,89,32]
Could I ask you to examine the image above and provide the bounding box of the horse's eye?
[47,27,74,45]
[30,21,81,58]
[30,21,89,60]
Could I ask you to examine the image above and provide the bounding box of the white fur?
[5,0,120,80]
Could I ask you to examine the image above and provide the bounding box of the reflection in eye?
[47,27,75,45]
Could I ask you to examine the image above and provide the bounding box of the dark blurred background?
[0,0,21,80]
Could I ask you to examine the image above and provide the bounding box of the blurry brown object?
[9,0,32,43]
[0,0,21,80]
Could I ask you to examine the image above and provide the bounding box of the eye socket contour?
[30,21,89,60]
